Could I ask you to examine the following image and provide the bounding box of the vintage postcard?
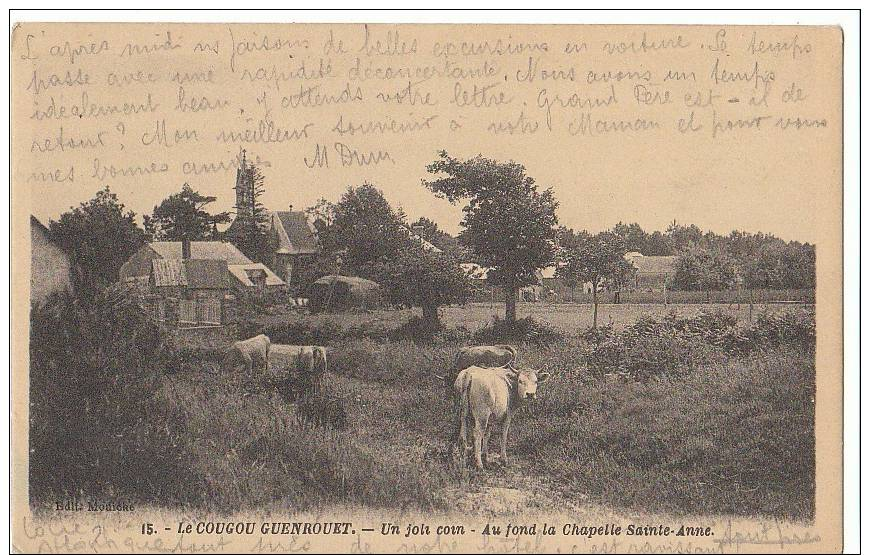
[11,19,844,553]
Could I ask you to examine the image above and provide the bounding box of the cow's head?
[514,367,550,400]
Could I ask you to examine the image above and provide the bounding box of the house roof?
[272,211,318,255]
[151,259,230,288]
[228,263,286,287]
[403,227,443,253]
[186,259,230,289]
[630,255,678,275]
[148,241,252,264]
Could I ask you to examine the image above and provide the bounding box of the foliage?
[228,161,270,263]
[318,184,470,325]
[472,316,563,345]
[366,243,471,326]
[29,286,203,505]
[585,308,815,379]
[48,186,146,298]
[423,151,558,322]
[672,243,740,292]
[144,183,231,241]
[317,183,410,271]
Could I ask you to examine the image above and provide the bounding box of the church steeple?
[234,149,254,221]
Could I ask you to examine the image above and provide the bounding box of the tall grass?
[30,293,815,519]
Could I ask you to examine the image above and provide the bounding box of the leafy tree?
[367,243,471,327]
[673,243,739,296]
[305,197,337,235]
[557,231,633,328]
[423,151,559,323]
[318,183,410,270]
[320,183,470,324]
[49,186,146,298]
[667,221,705,252]
[144,183,230,241]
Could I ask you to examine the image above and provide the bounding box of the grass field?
[30,298,816,521]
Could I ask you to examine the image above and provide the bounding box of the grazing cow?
[270,345,328,395]
[435,345,519,391]
[225,334,271,372]
[454,365,549,470]
[454,345,517,373]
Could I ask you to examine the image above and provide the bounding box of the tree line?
[44,150,815,330]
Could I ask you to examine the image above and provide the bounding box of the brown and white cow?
[224,334,271,373]
[453,364,549,470]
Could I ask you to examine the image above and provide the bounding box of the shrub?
[473,316,563,345]
[749,308,815,351]
[29,286,203,506]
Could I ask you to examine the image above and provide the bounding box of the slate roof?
[151,259,230,289]
[148,241,252,264]
[272,211,318,255]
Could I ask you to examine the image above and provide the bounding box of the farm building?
[308,275,382,312]
[146,258,230,327]
[120,239,287,326]
[268,207,319,286]
[30,216,74,306]
[624,252,678,291]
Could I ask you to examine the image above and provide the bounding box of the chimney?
[182,237,191,260]
[288,204,294,212]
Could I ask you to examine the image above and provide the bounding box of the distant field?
[252,301,809,338]
[441,301,804,333]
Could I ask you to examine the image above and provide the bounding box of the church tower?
[233,149,255,222]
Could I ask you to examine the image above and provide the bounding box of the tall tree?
[319,183,470,324]
[144,183,231,241]
[367,243,471,328]
[49,186,146,298]
[557,231,632,328]
[673,243,739,297]
[318,183,410,270]
[423,151,559,323]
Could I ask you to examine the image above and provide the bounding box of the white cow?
[454,365,549,470]
[225,334,271,373]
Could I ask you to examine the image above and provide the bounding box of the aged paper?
[12,22,842,553]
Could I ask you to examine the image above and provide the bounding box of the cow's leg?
[500,411,513,465]
[474,412,489,470]
[482,419,494,467]
[458,399,469,470]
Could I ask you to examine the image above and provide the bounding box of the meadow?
[29,297,816,521]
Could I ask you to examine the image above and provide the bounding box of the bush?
[749,308,815,351]
[473,316,563,345]
[29,286,203,506]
